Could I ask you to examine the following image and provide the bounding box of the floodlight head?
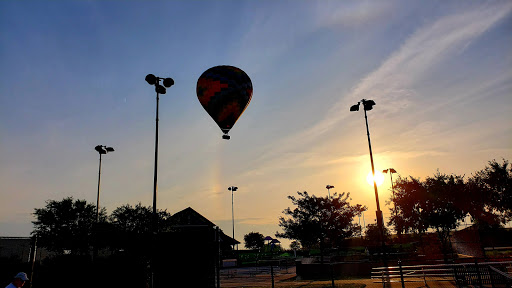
[145,74,157,85]
[326,185,334,189]
[106,147,115,152]
[350,103,360,112]
[155,84,166,94]
[383,169,388,174]
[95,145,107,154]
[163,77,174,88]
[362,99,376,111]
[390,168,397,173]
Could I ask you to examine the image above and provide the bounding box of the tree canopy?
[32,199,173,255]
[243,232,264,250]
[277,191,366,251]
[466,159,512,227]
[389,172,466,259]
[32,197,106,255]
[389,159,512,234]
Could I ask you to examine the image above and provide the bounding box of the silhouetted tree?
[389,172,466,262]
[290,240,301,257]
[244,232,265,250]
[365,223,390,247]
[467,159,512,228]
[109,203,172,252]
[276,191,366,261]
[290,240,301,251]
[32,197,106,255]
[424,172,466,261]
[388,176,428,236]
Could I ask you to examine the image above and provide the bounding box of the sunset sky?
[1,1,511,248]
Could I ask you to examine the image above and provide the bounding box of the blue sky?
[1,1,511,248]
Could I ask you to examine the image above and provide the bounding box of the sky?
[1,1,511,249]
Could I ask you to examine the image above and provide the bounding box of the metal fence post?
[399,260,405,288]
[488,266,495,288]
[271,262,275,288]
[475,259,483,288]
[422,267,428,287]
[331,263,335,288]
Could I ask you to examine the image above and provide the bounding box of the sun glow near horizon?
[366,170,385,187]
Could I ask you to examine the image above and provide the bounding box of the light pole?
[326,185,334,198]
[228,186,238,251]
[145,74,174,288]
[350,99,387,259]
[94,145,114,223]
[145,74,174,233]
[382,168,397,213]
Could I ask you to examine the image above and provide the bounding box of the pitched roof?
[171,207,240,244]
[171,207,216,227]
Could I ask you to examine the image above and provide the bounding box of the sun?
[367,171,385,187]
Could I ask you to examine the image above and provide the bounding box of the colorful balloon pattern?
[196,65,253,138]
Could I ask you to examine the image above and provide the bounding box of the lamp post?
[94,145,114,223]
[228,186,238,251]
[350,99,387,260]
[326,185,334,198]
[145,74,174,288]
[382,168,397,213]
[145,74,174,233]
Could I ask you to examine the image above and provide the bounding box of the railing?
[372,261,512,288]
[487,266,512,288]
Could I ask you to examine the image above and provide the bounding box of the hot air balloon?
[196,65,253,140]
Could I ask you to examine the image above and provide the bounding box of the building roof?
[171,207,216,227]
[171,207,240,245]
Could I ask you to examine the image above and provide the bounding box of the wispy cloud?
[324,1,512,126]
[251,2,512,170]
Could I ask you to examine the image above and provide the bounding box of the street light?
[382,168,398,214]
[350,99,387,259]
[94,145,114,223]
[145,74,174,288]
[228,186,238,251]
[145,74,174,233]
[326,185,334,198]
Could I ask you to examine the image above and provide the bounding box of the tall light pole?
[326,185,334,198]
[350,99,387,260]
[145,74,174,233]
[228,186,238,251]
[94,145,114,223]
[145,74,174,288]
[382,168,398,213]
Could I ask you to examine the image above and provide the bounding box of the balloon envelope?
[196,65,253,137]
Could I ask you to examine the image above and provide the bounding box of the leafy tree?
[243,232,264,250]
[109,203,173,252]
[32,197,106,255]
[388,176,428,236]
[276,191,366,260]
[365,223,390,247]
[467,159,512,227]
[289,240,301,258]
[423,172,466,261]
[290,240,301,251]
[389,172,466,262]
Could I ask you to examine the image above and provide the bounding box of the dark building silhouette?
[154,207,239,288]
